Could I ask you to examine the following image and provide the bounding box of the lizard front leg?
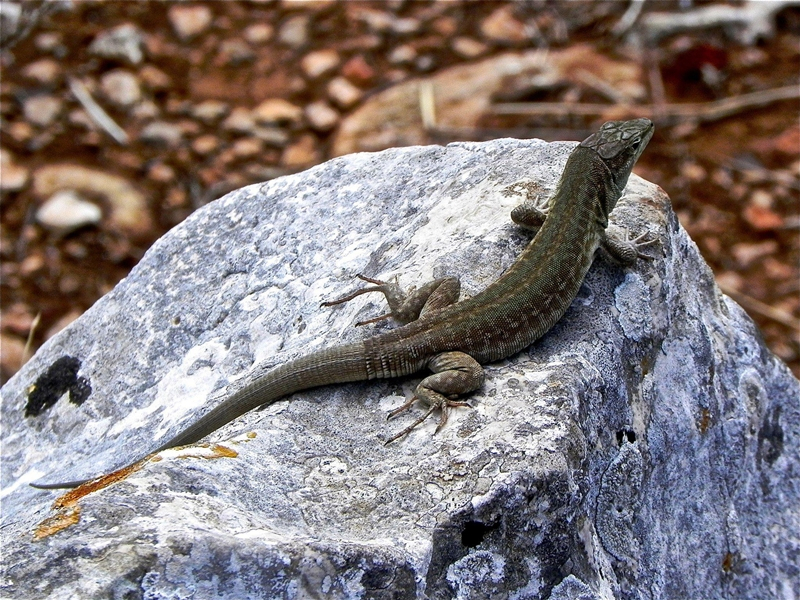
[385,351,484,444]
[322,274,460,325]
[601,224,657,264]
[513,200,656,264]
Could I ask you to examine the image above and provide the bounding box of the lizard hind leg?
[322,273,460,325]
[385,351,483,444]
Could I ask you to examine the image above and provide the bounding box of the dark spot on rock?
[758,406,783,466]
[616,429,636,445]
[461,520,496,548]
[25,356,91,417]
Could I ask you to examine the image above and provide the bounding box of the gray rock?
[88,23,145,64]
[1,138,798,599]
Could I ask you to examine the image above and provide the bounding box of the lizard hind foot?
[384,395,471,445]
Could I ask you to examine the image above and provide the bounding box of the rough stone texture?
[1,139,798,599]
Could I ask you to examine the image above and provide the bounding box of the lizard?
[30,118,655,490]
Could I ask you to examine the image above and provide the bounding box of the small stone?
[388,45,416,65]
[341,55,375,83]
[88,23,145,64]
[711,168,733,188]
[36,190,102,234]
[100,69,142,107]
[191,100,229,123]
[763,257,795,280]
[222,107,257,133]
[305,101,339,132]
[243,23,273,44]
[681,162,706,182]
[278,15,309,49]
[432,16,458,37]
[280,0,336,10]
[253,127,290,147]
[19,254,45,276]
[147,162,175,183]
[34,32,62,53]
[743,204,783,231]
[301,49,340,79]
[131,100,160,120]
[715,271,743,292]
[731,240,778,268]
[355,8,394,33]
[0,333,26,379]
[772,126,800,157]
[1,304,36,335]
[21,59,60,84]
[6,121,33,143]
[0,150,29,192]
[452,37,487,58]
[192,134,220,155]
[481,5,529,44]
[327,77,362,109]
[216,39,255,66]
[139,65,172,90]
[282,134,320,168]
[139,121,183,147]
[168,4,213,40]
[252,99,303,124]
[23,95,62,127]
[232,138,263,158]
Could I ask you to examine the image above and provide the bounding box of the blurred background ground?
[1,0,798,383]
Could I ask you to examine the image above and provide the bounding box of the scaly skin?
[31,118,654,489]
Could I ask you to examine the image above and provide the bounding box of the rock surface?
[2,139,798,599]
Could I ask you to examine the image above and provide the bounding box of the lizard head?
[580,118,654,216]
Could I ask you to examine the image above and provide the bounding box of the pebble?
[253,126,290,147]
[452,37,488,58]
[192,134,220,155]
[278,15,310,49]
[139,121,183,147]
[231,137,263,158]
[743,204,783,231]
[327,77,362,109]
[388,45,416,65]
[22,95,62,127]
[301,49,340,79]
[1,304,36,335]
[191,100,229,123]
[341,55,375,83]
[100,69,142,107]
[282,134,320,168]
[35,190,103,234]
[34,32,63,53]
[216,39,255,66]
[252,98,303,124]
[147,162,176,183]
[88,23,145,64]
[21,59,60,84]
[168,4,213,41]
[481,5,529,43]
[731,240,778,268]
[281,0,336,11]
[244,23,274,44]
[305,101,339,132]
[0,150,29,192]
[222,107,257,133]
[0,333,26,379]
[33,164,150,236]
[139,65,172,90]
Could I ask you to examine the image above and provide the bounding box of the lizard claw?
[384,396,470,444]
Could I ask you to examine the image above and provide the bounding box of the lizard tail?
[30,342,369,490]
